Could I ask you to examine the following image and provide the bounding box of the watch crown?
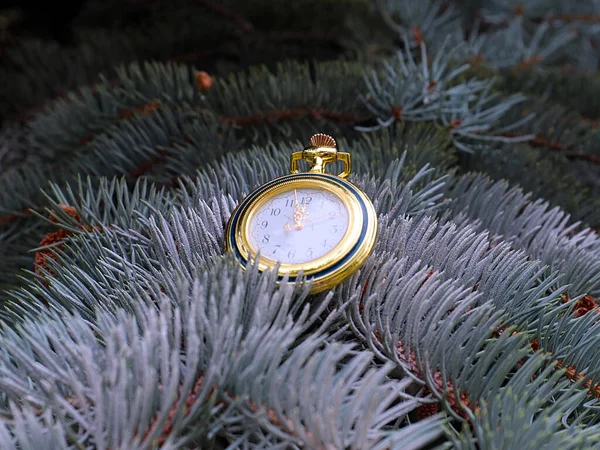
[310,133,336,148]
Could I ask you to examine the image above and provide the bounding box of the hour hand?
[293,210,306,229]
[283,215,293,232]
[292,190,308,229]
[282,214,305,231]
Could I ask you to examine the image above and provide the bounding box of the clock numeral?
[272,244,281,254]
[306,248,314,258]
[270,208,281,216]
[322,239,327,248]
[262,234,270,244]
[285,197,312,206]
[331,225,338,234]
[287,250,296,259]
[260,220,268,229]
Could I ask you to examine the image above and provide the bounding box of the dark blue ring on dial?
[227,173,370,283]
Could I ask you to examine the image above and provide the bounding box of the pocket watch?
[225,133,378,293]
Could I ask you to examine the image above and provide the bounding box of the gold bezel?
[239,178,361,274]
[225,173,378,293]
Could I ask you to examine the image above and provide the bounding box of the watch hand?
[283,212,308,232]
[292,190,308,229]
[306,212,340,223]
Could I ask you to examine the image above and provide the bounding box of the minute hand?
[292,189,308,229]
[306,211,341,224]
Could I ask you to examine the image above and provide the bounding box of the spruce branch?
[1,136,450,321]
[471,19,575,69]
[375,0,462,48]
[439,173,600,400]
[0,257,448,449]
[361,39,532,152]
[1,0,362,121]
[0,405,71,450]
[1,1,600,445]
[502,131,600,165]
[338,210,559,397]
[0,59,366,203]
[340,243,559,423]
[333,192,600,422]
[462,98,600,226]
[0,124,31,173]
[532,299,600,398]
[479,0,600,25]
[205,60,367,127]
[444,173,600,297]
[0,101,235,226]
[219,107,361,127]
[447,354,598,450]
[346,123,457,178]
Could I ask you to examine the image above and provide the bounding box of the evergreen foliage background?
[1,0,600,448]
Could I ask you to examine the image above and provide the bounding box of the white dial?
[248,188,350,264]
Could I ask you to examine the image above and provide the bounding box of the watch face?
[226,172,377,294]
[247,188,350,264]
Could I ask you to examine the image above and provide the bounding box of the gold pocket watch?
[225,133,378,293]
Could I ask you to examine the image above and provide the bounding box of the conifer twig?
[219,107,361,126]
[502,132,600,165]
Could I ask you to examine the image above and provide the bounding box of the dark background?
[0,0,352,128]
[1,1,87,45]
